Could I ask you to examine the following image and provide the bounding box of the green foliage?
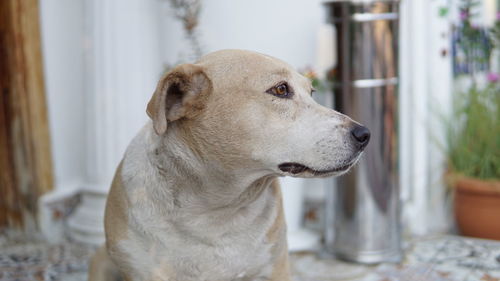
[446,84,500,179]
[438,7,449,18]
[446,0,500,180]
[491,16,500,48]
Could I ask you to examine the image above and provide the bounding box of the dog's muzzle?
[278,162,354,176]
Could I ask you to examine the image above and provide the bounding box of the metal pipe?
[323,0,402,264]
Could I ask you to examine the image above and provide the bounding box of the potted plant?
[446,1,500,240]
[446,83,500,240]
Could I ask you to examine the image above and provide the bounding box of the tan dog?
[88,49,370,281]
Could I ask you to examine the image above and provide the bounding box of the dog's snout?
[351,125,370,148]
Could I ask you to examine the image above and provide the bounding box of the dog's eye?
[267,82,293,98]
[275,84,287,95]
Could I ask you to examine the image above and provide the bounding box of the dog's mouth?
[278,162,353,176]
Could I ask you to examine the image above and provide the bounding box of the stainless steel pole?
[323,0,402,264]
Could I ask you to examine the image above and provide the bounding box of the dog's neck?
[145,123,277,213]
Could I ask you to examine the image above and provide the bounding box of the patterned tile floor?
[0,233,94,281]
[1,234,499,281]
[291,236,500,281]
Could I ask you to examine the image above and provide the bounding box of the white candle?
[483,0,497,27]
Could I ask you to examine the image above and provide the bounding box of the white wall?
[40,0,86,190]
[160,0,326,69]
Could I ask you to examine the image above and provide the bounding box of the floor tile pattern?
[1,234,499,281]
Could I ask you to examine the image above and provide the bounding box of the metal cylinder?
[323,0,401,264]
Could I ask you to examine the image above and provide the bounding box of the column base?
[38,184,109,246]
[67,186,108,245]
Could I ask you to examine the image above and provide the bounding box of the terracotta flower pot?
[451,174,500,240]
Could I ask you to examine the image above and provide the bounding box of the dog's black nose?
[351,125,370,148]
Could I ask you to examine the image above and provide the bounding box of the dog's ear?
[147,64,211,135]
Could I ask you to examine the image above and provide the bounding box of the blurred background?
[0,0,499,280]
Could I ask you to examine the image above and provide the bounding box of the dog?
[88,49,370,281]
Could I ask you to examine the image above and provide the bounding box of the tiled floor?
[292,236,500,281]
[0,233,94,281]
[1,234,499,281]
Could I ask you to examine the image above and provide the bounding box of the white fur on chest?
[119,194,277,281]
[116,130,280,281]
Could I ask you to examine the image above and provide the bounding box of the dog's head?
[147,50,369,178]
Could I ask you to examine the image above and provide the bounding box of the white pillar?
[281,177,320,252]
[399,0,453,236]
[67,0,163,245]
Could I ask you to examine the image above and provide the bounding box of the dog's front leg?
[268,251,293,281]
[87,245,122,281]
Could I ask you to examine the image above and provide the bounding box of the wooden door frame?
[0,0,53,229]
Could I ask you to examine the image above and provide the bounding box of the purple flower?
[487,72,499,83]
[497,12,500,21]
[460,10,469,20]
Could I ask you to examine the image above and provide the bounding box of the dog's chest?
[178,232,274,280]
[122,224,275,281]
[121,192,280,281]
